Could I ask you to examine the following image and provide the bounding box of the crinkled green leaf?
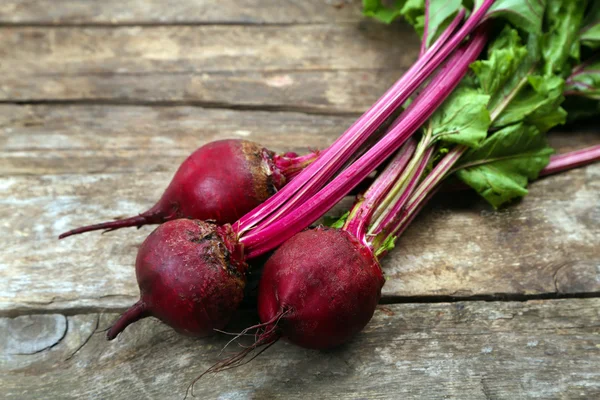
[469,26,550,127]
[493,75,566,132]
[429,86,491,148]
[542,0,586,75]
[456,123,554,208]
[424,0,463,47]
[399,0,425,36]
[565,60,600,100]
[471,26,528,100]
[362,0,407,24]
[375,235,397,257]
[363,0,461,46]
[476,0,546,34]
[487,34,542,121]
[580,1,600,49]
[324,211,350,229]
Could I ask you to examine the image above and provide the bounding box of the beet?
[106,218,246,339]
[59,139,295,239]
[257,227,384,349]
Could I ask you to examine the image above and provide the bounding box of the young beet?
[59,139,317,239]
[257,226,384,349]
[106,218,247,339]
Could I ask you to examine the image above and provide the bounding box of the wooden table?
[1,1,599,399]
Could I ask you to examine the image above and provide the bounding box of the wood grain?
[0,104,351,175]
[0,0,363,25]
[1,104,598,314]
[0,24,418,112]
[386,159,600,298]
[1,299,599,399]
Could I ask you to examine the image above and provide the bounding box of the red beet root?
[257,227,384,349]
[59,139,310,239]
[106,218,247,339]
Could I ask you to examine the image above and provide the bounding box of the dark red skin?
[59,139,283,239]
[156,139,280,223]
[257,227,384,350]
[106,218,246,339]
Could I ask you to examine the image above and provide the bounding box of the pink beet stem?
[241,28,490,258]
[274,151,321,180]
[233,7,473,235]
[241,0,494,236]
[370,144,434,238]
[383,145,467,243]
[540,144,600,176]
[106,301,148,340]
[344,138,418,242]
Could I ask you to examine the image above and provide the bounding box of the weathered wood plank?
[0,104,351,175]
[0,0,363,25]
[387,165,600,298]
[1,125,598,313]
[0,24,418,111]
[1,299,599,399]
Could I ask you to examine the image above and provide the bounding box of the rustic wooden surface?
[2,300,599,399]
[1,1,599,399]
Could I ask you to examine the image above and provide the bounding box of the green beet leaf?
[471,27,528,101]
[362,0,407,24]
[398,0,425,36]
[542,0,586,75]
[580,1,600,49]
[424,0,463,47]
[375,235,397,257]
[565,60,600,100]
[323,211,350,229]
[455,123,554,208]
[476,0,546,34]
[429,85,491,148]
[362,0,462,47]
[493,75,567,132]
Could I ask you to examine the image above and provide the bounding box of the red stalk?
[540,144,600,176]
[234,5,486,235]
[369,145,434,238]
[241,28,490,258]
[343,138,418,243]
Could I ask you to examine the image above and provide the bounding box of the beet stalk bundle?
[105,2,495,340]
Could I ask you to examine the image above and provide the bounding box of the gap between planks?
[0,21,359,28]
[0,99,363,118]
[5,292,600,318]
